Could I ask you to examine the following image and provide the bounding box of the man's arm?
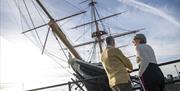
[115,48,133,71]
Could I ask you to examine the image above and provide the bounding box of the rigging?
[23,0,43,47]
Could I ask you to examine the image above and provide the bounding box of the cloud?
[111,0,180,63]
[118,0,180,27]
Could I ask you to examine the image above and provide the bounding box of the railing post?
[68,82,71,91]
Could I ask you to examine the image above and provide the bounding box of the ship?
[14,0,180,91]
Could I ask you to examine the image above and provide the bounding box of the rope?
[90,42,97,62]
[14,0,42,49]
[42,26,50,54]
[13,0,41,50]
[103,22,131,31]
[23,0,43,47]
[74,26,91,42]
[7,0,21,31]
[59,18,73,27]
[87,42,97,62]
[52,32,69,61]
[14,0,76,76]
[45,51,73,75]
[95,4,131,32]
[90,5,94,34]
[31,0,47,24]
[15,0,43,48]
[64,0,82,11]
[96,4,115,15]
[87,43,95,62]
[94,7,106,32]
[16,0,73,75]
[14,0,31,31]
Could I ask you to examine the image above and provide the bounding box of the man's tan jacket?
[101,47,133,87]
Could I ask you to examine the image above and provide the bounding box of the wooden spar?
[65,29,143,49]
[36,0,82,60]
[36,0,53,20]
[71,11,127,29]
[48,20,82,59]
[22,11,86,34]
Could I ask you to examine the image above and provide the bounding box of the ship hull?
[70,59,112,91]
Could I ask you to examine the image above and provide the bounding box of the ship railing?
[25,59,180,91]
[26,75,106,91]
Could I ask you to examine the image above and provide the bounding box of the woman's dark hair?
[134,34,147,44]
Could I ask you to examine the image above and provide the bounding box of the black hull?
[71,59,112,91]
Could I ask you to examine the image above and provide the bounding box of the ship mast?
[35,0,82,60]
[70,0,142,53]
[89,0,106,53]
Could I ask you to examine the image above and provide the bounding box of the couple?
[101,34,165,91]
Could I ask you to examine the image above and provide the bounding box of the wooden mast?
[89,0,103,53]
[36,0,82,60]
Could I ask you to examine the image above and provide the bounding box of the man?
[101,36,133,91]
[132,34,165,91]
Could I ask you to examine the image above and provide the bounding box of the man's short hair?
[106,36,114,45]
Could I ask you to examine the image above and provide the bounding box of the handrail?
[26,59,180,91]
[131,59,180,72]
[26,75,106,91]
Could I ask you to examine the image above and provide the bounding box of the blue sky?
[0,0,180,90]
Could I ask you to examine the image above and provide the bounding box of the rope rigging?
[14,0,42,48]
[31,0,48,24]
[64,0,83,11]
[74,26,91,43]
[45,51,74,75]
[87,42,97,62]
[52,31,69,61]
[14,0,30,31]
[7,0,21,31]
[94,7,107,32]
[42,26,50,54]
[95,4,132,32]
[15,0,76,75]
[91,43,98,63]
[22,0,43,47]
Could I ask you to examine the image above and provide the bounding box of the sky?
[0,0,180,91]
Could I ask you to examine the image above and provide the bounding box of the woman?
[132,34,165,91]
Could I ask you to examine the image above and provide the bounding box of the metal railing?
[26,75,106,91]
[26,59,180,91]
